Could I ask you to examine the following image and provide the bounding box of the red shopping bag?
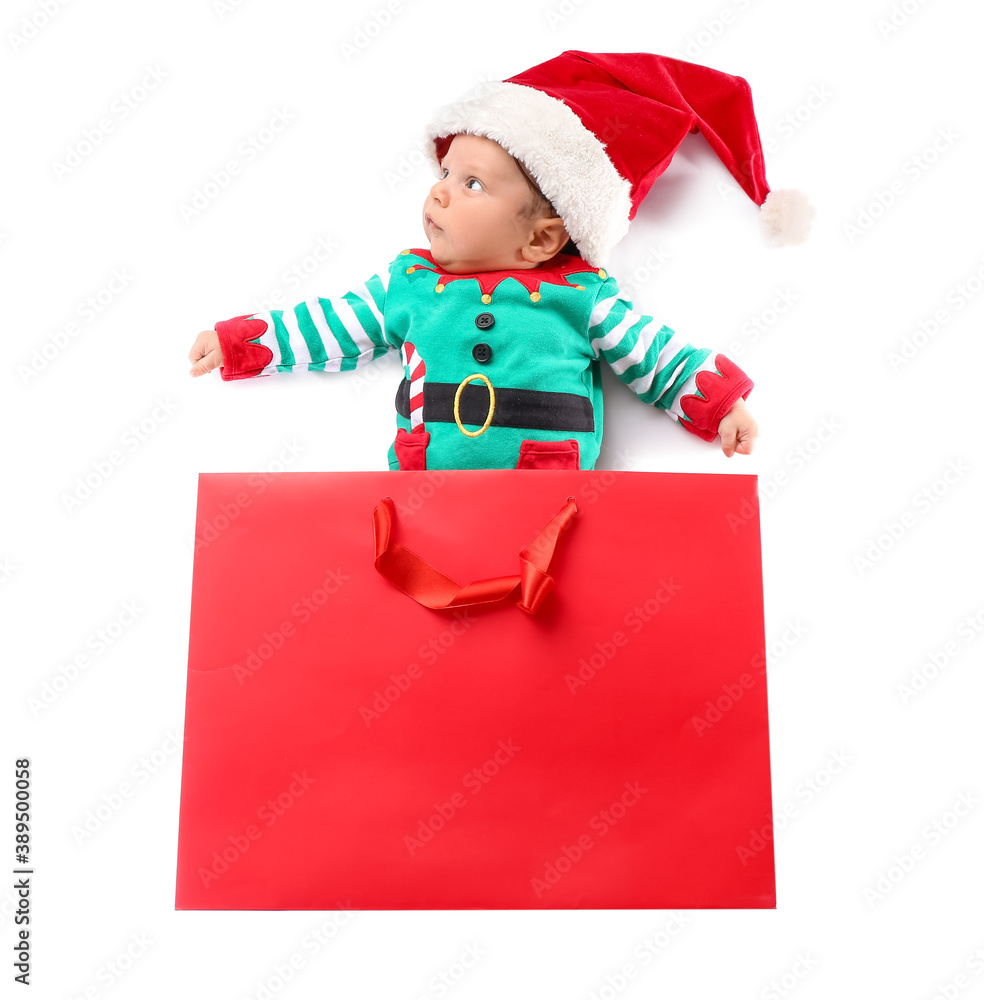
[175,470,774,909]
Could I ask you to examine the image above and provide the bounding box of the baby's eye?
[437,168,482,191]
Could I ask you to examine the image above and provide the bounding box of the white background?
[3,0,983,997]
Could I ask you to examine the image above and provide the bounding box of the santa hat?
[422,50,814,267]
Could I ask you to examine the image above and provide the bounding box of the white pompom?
[760,189,815,246]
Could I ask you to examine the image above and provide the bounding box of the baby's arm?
[589,276,756,455]
[188,271,392,381]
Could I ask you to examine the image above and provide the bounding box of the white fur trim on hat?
[422,81,632,268]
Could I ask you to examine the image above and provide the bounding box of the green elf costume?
[213,51,812,471]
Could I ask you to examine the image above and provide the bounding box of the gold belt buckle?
[453,373,496,437]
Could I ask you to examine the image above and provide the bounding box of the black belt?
[395,379,594,433]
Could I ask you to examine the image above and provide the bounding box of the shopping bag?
[175,470,774,909]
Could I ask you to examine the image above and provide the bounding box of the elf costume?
[213,51,811,471]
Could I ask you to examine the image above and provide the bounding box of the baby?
[187,51,797,472]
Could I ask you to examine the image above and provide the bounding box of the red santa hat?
[423,50,814,267]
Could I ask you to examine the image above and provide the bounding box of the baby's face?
[422,133,542,274]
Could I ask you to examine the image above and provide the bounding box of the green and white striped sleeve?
[587,275,753,440]
[214,271,394,381]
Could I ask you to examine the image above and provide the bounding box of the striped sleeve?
[214,270,393,381]
[588,276,753,441]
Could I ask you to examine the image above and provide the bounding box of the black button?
[475,312,495,330]
[472,343,492,364]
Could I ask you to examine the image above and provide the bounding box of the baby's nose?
[430,179,449,205]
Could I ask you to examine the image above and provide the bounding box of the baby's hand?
[189,330,224,376]
[718,398,758,457]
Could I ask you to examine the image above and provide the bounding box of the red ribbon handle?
[372,495,578,615]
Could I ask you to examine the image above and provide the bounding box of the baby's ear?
[526,217,571,262]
